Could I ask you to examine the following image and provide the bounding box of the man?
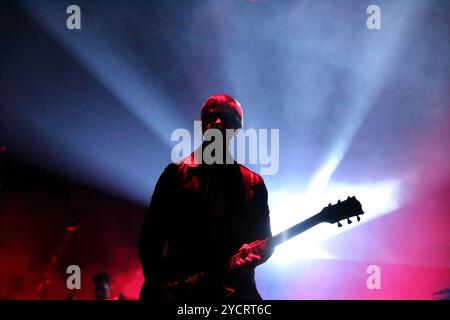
[93,272,113,300]
[139,94,273,300]
[93,272,125,300]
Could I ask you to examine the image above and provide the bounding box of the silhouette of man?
[93,272,125,300]
[139,94,273,300]
[93,272,113,300]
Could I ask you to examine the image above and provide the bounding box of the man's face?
[201,105,241,134]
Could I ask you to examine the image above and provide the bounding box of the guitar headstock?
[319,196,364,227]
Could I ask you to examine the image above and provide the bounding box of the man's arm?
[139,164,176,299]
[237,179,274,268]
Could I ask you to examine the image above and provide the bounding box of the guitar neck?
[269,214,322,247]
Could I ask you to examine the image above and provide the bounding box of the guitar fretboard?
[270,214,320,247]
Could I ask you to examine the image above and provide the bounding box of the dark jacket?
[139,151,272,300]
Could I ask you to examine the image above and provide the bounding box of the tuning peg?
[328,203,331,207]
[337,199,341,203]
[347,196,350,200]
[357,215,361,222]
[338,221,343,227]
[347,218,352,225]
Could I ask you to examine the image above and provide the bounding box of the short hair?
[200,94,243,129]
[93,272,111,286]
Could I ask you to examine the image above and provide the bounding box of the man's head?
[93,272,112,300]
[200,94,243,134]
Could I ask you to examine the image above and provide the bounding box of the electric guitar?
[162,196,364,299]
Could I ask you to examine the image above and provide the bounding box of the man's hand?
[235,240,272,271]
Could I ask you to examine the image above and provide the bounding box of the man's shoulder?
[160,154,200,182]
[165,153,199,175]
[169,150,203,171]
[237,163,265,187]
[163,154,265,187]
